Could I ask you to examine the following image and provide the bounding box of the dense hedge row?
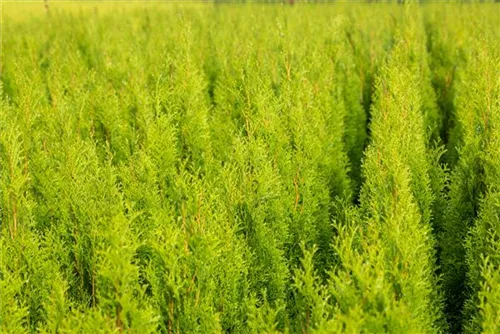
[1,3,499,333]
[462,33,500,333]
[328,7,447,332]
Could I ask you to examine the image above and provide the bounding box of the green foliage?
[439,22,499,331]
[461,33,500,334]
[1,3,499,333]
[328,9,447,332]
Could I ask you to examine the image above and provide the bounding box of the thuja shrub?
[439,16,499,331]
[205,11,361,330]
[1,4,365,332]
[327,9,447,332]
[2,2,500,333]
[423,5,470,168]
[344,5,398,116]
[461,35,500,333]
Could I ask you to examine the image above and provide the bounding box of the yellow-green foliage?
[461,32,500,334]
[1,2,499,333]
[328,8,446,332]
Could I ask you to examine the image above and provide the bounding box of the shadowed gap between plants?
[424,19,460,170]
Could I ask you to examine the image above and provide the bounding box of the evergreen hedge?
[1,3,499,333]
